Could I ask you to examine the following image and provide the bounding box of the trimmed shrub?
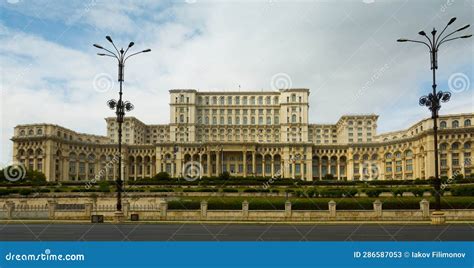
[222,188,239,193]
[19,189,33,196]
[149,188,174,192]
[391,188,405,197]
[319,188,345,198]
[153,172,170,180]
[98,181,110,193]
[450,185,474,196]
[243,188,270,193]
[168,200,201,210]
[410,188,428,197]
[183,188,218,193]
[125,188,145,192]
[219,171,231,180]
[363,188,385,198]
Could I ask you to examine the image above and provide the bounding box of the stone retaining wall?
[1,197,473,222]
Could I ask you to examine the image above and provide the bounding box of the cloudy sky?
[0,0,473,165]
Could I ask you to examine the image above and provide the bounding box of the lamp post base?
[113,211,125,223]
[431,211,446,225]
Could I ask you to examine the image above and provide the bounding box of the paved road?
[0,223,473,241]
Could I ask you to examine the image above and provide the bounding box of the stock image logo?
[361,162,379,181]
[3,162,26,182]
[93,73,114,93]
[182,161,203,182]
[270,73,292,92]
[448,72,470,93]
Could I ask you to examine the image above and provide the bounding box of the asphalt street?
[1,223,473,241]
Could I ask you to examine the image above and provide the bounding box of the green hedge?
[165,197,474,210]
[222,188,239,193]
[149,188,174,192]
[183,188,218,193]
[450,185,474,196]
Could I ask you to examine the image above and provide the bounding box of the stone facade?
[10,89,474,182]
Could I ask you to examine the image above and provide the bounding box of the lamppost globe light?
[397,17,471,213]
[107,99,117,110]
[93,36,151,216]
[124,101,134,112]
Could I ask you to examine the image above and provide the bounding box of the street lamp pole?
[93,36,151,219]
[397,17,471,212]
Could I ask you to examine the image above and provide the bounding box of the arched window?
[385,153,392,159]
[440,143,448,151]
[464,142,471,149]
[395,152,401,158]
[291,94,296,102]
[291,114,297,123]
[464,119,471,127]
[452,120,459,128]
[37,129,43,135]
[440,121,447,129]
[451,142,459,150]
[405,150,413,157]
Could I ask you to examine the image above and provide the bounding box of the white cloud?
[0,0,473,164]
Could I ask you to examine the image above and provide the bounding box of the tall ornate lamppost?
[93,36,151,222]
[397,17,471,223]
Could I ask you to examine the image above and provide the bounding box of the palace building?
[11,89,473,182]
